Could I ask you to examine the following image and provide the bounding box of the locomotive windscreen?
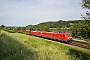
[66,34,71,37]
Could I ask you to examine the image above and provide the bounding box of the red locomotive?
[29,31,72,43]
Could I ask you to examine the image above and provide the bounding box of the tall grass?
[0,31,90,60]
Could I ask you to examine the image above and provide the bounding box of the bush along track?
[0,31,90,60]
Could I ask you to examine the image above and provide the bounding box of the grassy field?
[0,31,90,60]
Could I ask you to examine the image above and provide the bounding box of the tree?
[1,25,5,29]
[72,0,90,39]
[26,25,33,30]
[81,0,90,20]
[22,27,26,30]
[81,0,90,39]
[80,0,90,43]
[82,0,90,9]
[72,20,90,39]
[16,27,22,30]
[81,11,90,20]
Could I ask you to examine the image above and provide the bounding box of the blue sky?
[0,0,88,26]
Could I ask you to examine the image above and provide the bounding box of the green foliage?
[7,30,16,33]
[26,20,79,32]
[72,20,90,39]
[17,31,25,34]
[14,27,26,32]
[16,27,22,30]
[3,28,16,33]
[88,41,90,46]
[15,27,26,34]
[82,0,90,9]
[81,12,90,21]
[26,25,33,30]
[36,20,70,28]
[1,25,5,29]
[68,48,90,60]
[50,28,58,32]
[22,27,26,30]
[38,26,50,31]
[0,32,38,60]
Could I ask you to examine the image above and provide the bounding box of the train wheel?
[67,40,72,44]
[61,40,64,43]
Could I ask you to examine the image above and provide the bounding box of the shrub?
[7,30,16,33]
[17,31,25,34]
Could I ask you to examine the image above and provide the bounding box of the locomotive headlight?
[70,37,72,39]
[68,37,70,39]
[68,37,72,40]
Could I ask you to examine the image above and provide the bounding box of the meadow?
[0,31,90,60]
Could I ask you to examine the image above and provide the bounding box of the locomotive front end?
[65,32,72,43]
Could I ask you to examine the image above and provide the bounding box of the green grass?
[0,31,90,60]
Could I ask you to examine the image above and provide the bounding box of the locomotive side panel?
[53,33,62,40]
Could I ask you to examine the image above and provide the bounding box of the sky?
[0,0,88,26]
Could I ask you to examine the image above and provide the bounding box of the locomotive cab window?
[66,34,71,37]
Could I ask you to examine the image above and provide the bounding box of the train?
[26,30,72,43]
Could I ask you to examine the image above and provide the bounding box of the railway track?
[70,40,90,50]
